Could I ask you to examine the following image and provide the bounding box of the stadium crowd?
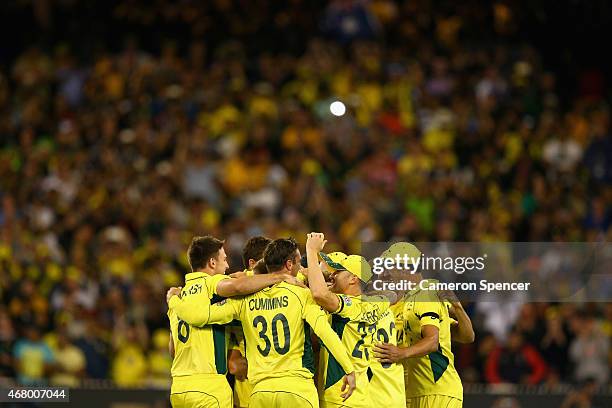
[0,0,610,394]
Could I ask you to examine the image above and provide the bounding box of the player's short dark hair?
[187,236,224,272]
[263,238,299,272]
[242,236,272,269]
[252,259,268,275]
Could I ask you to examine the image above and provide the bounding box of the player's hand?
[228,350,248,381]
[340,371,356,401]
[282,274,307,288]
[166,287,182,304]
[373,343,408,363]
[306,232,327,252]
[437,289,461,313]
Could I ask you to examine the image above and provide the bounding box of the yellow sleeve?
[208,298,241,325]
[303,294,354,374]
[335,294,389,322]
[168,285,210,327]
[206,274,231,296]
[412,293,444,330]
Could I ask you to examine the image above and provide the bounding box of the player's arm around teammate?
[373,292,442,363]
[305,233,342,312]
[374,324,439,362]
[166,273,303,326]
[373,290,475,363]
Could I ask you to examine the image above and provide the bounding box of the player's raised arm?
[439,290,475,344]
[306,232,341,312]
[303,293,356,400]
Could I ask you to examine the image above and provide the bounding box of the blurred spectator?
[471,332,498,383]
[542,133,583,173]
[13,327,54,386]
[540,307,570,379]
[582,108,612,184]
[583,197,611,233]
[73,321,110,379]
[485,329,547,385]
[147,329,172,388]
[569,315,610,385]
[476,299,523,341]
[515,304,545,347]
[111,324,147,387]
[49,331,86,387]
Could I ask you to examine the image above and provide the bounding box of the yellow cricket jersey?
[246,268,307,284]
[172,281,355,386]
[391,297,407,346]
[318,294,389,408]
[402,280,463,401]
[368,308,406,408]
[167,272,230,380]
[230,269,252,407]
[232,267,307,407]
[228,329,252,408]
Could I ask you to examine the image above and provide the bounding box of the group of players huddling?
[165,233,475,408]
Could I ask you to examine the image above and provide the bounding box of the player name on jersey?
[248,296,289,311]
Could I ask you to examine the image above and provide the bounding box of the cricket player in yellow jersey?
[166,236,302,408]
[367,243,423,408]
[169,238,357,408]
[227,236,272,408]
[374,243,475,408]
[304,233,394,408]
[368,307,405,408]
[229,238,310,408]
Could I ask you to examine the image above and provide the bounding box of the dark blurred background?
[0,0,610,406]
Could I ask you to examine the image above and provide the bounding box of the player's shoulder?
[277,281,310,296]
[270,282,310,299]
[412,290,444,315]
[203,273,230,283]
[276,282,311,305]
[414,285,441,303]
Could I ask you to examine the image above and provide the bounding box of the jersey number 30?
[253,314,291,356]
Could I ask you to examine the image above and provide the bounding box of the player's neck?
[268,267,294,276]
[344,285,361,297]
[194,267,217,275]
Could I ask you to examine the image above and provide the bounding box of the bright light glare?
[330,100,346,116]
